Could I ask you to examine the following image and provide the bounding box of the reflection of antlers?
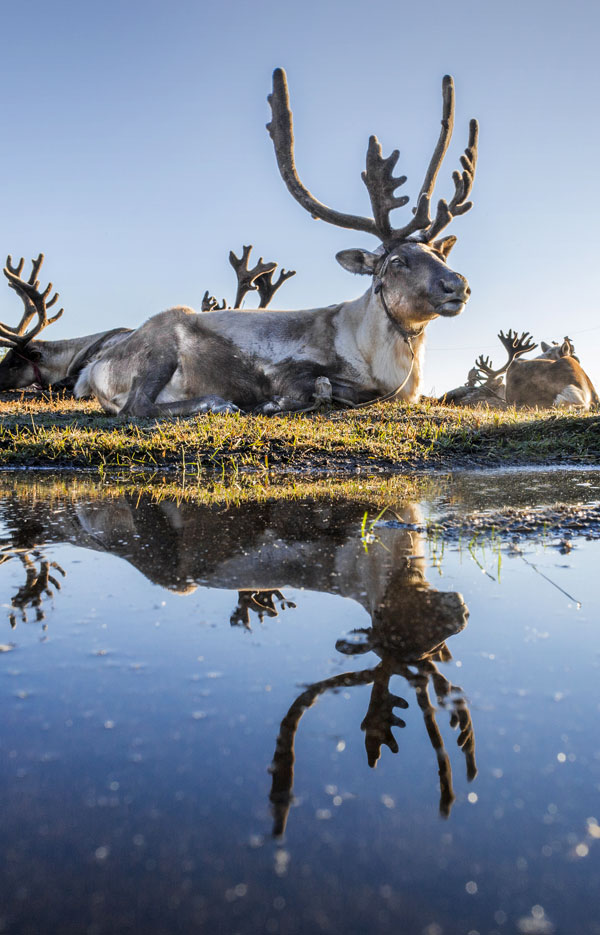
[400,655,476,818]
[269,669,378,837]
[270,640,477,834]
[360,663,409,767]
[0,547,66,627]
[230,589,296,630]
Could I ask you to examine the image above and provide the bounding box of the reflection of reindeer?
[230,589,296,629]
[0,484,476,832]
[0,546,65,627]
[270,585,475,836]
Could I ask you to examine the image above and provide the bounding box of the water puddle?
[1,471,599,935]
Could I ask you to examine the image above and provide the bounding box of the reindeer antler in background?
[0,254,64,350]
[255,265,296,308]
[229,245,277,308]
[202,246,296,311]
[497,329,538,363]
[201,291,227,311]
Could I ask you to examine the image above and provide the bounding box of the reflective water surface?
[1,471,599,935]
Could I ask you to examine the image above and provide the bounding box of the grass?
[1,392,599,475]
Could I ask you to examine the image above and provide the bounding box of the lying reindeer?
[0,247,296,393]
[0,254,132,392]
[75,67,478,417]
[477,330,598,410]
[439,364,506,407]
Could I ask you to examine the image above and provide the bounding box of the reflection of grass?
[0,470,439,510]
[0,395,599,473]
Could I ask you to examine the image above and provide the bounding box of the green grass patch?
[1,393,599,475]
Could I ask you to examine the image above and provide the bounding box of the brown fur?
[507,354,598,409]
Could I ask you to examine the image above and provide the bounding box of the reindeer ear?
[560,340,572,357]
[335,249,379,276]
[432,235,457,259]
[540,342,551,353]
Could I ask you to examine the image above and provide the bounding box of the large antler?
[267,67,478,248]
[497,329,538,366]
[229,245,277,308]
[1,254,64,350]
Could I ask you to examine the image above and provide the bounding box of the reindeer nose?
[441,278,470,297]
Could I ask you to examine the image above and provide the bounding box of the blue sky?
[1,0,599,395]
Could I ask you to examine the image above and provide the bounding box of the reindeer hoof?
[257,400,283,415]
[211,401,239,414]
[312,376,333,410]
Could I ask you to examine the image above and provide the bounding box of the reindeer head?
[0,254,63,390]
[267,68,477,331]
[539,336,579,362]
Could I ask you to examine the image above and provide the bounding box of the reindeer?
[439,362,507,407]
[478,330,598,409]
[0,254,132,392]
[75,67,478,417]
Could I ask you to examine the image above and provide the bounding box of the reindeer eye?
[390,256,408,269]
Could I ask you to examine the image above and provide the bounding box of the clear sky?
[1,0,599,396]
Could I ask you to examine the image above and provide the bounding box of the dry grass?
[1,392,599,475]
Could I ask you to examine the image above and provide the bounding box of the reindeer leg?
[120,355,178,417]
[151,396,240,416]
[254,377,333,415]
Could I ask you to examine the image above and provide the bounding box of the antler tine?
[1,253,64,350]
[229,245,277,308]
[256,266,296,308]
[389,76,455,242]
[423,119,479,242]
[267,68,378,236]
[3,254,39,337]
[361,136,409,242]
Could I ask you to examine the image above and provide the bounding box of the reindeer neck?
[341,288,426,399]
[29,332,116,384]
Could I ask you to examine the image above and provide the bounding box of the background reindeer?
[440,330,598,409]
[477,330,598,409]
[0,247,296,394]
[0,254,132,392]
